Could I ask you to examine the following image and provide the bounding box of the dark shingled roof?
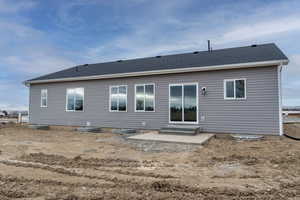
[27,43,288,82]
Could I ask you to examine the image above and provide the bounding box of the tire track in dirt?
[0,174,112,199]
[1,173,298,200]
[95,168,177,179]
[17,153,176,179]
[0,159,133,185]
[19,153,141,168]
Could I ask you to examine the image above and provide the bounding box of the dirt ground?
[0,123,299,200]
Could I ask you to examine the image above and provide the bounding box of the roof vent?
[117,60,123,62]
[83,64,89,66]
[193,51,199,54]
[251,44,257,47]
[156,55,162,58]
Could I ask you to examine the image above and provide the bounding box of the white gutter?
[24,59,289,86]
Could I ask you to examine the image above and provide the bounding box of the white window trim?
[224,78,247,100]
[65,87,85,112]
[40,89,48,108]
[134,83,155,112]
[109,85,128,112]
[169,82,199,124]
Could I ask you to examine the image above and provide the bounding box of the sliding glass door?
[169,83,198,123]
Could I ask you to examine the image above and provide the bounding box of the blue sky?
[0,0,299,110]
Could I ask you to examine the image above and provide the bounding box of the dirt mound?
[19,153,141,168]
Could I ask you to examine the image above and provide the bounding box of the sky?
[0,0,299,111]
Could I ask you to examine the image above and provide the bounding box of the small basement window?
[135,84,155,112]
[66,88,84,111]
[41,89,48,107]
[109,85,127,112]
[224,79,246,100]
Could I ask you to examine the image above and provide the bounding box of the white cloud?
[0,20,75,76]
[219,16,300,43]
[80,0,300,63]
[4,52,76,76]
[0,103,28,111]
[0,20,43,38]
[0,0,36,13]
[282,54,300,106]
[282,54,300,86]
[0,80,28,111]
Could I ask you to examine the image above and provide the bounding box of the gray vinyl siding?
[29,66,280,135]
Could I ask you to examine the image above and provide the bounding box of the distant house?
[283,106,300,118]
[24,43,289,135]
[0,111,7,118]
[0,112,5,118]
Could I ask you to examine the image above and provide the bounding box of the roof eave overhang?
[24,59,289,86]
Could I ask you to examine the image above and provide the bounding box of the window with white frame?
[135,84,155,112]
[110,85,127,112]
[66,88,84,111]
[41,89,48,107]
[224,79,246,99]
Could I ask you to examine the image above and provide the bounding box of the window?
[66,88,84,111]
[41,89,47,107]
[110,85,127,112]
[169,83,198,123]
[135,84,155,112]
[224,79,246,99]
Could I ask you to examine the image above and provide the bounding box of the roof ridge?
[87,43,277,65]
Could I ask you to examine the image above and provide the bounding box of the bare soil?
[0,123,299,200]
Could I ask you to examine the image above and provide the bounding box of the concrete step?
[159,129,196,136]
[161,127,197,132]
[159,126,200,136]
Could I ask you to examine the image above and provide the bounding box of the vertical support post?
[207,40,211,52]
[18,113,22,124]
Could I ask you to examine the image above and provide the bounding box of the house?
[24,43,289,135]
[282,106,300,118]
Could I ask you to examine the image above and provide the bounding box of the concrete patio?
[127,132,214,145]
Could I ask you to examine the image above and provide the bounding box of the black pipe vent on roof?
[117,60,123,62]
[193,51,199,54]
[251,44,257,47]
[156,55,162,58]
[83,64,89,66]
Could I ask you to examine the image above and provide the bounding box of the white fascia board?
[24,59,289,86]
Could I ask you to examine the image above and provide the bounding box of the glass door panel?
[184,85,197,122]
[170,85,183,122]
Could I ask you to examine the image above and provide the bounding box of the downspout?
[278,64,283,136]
